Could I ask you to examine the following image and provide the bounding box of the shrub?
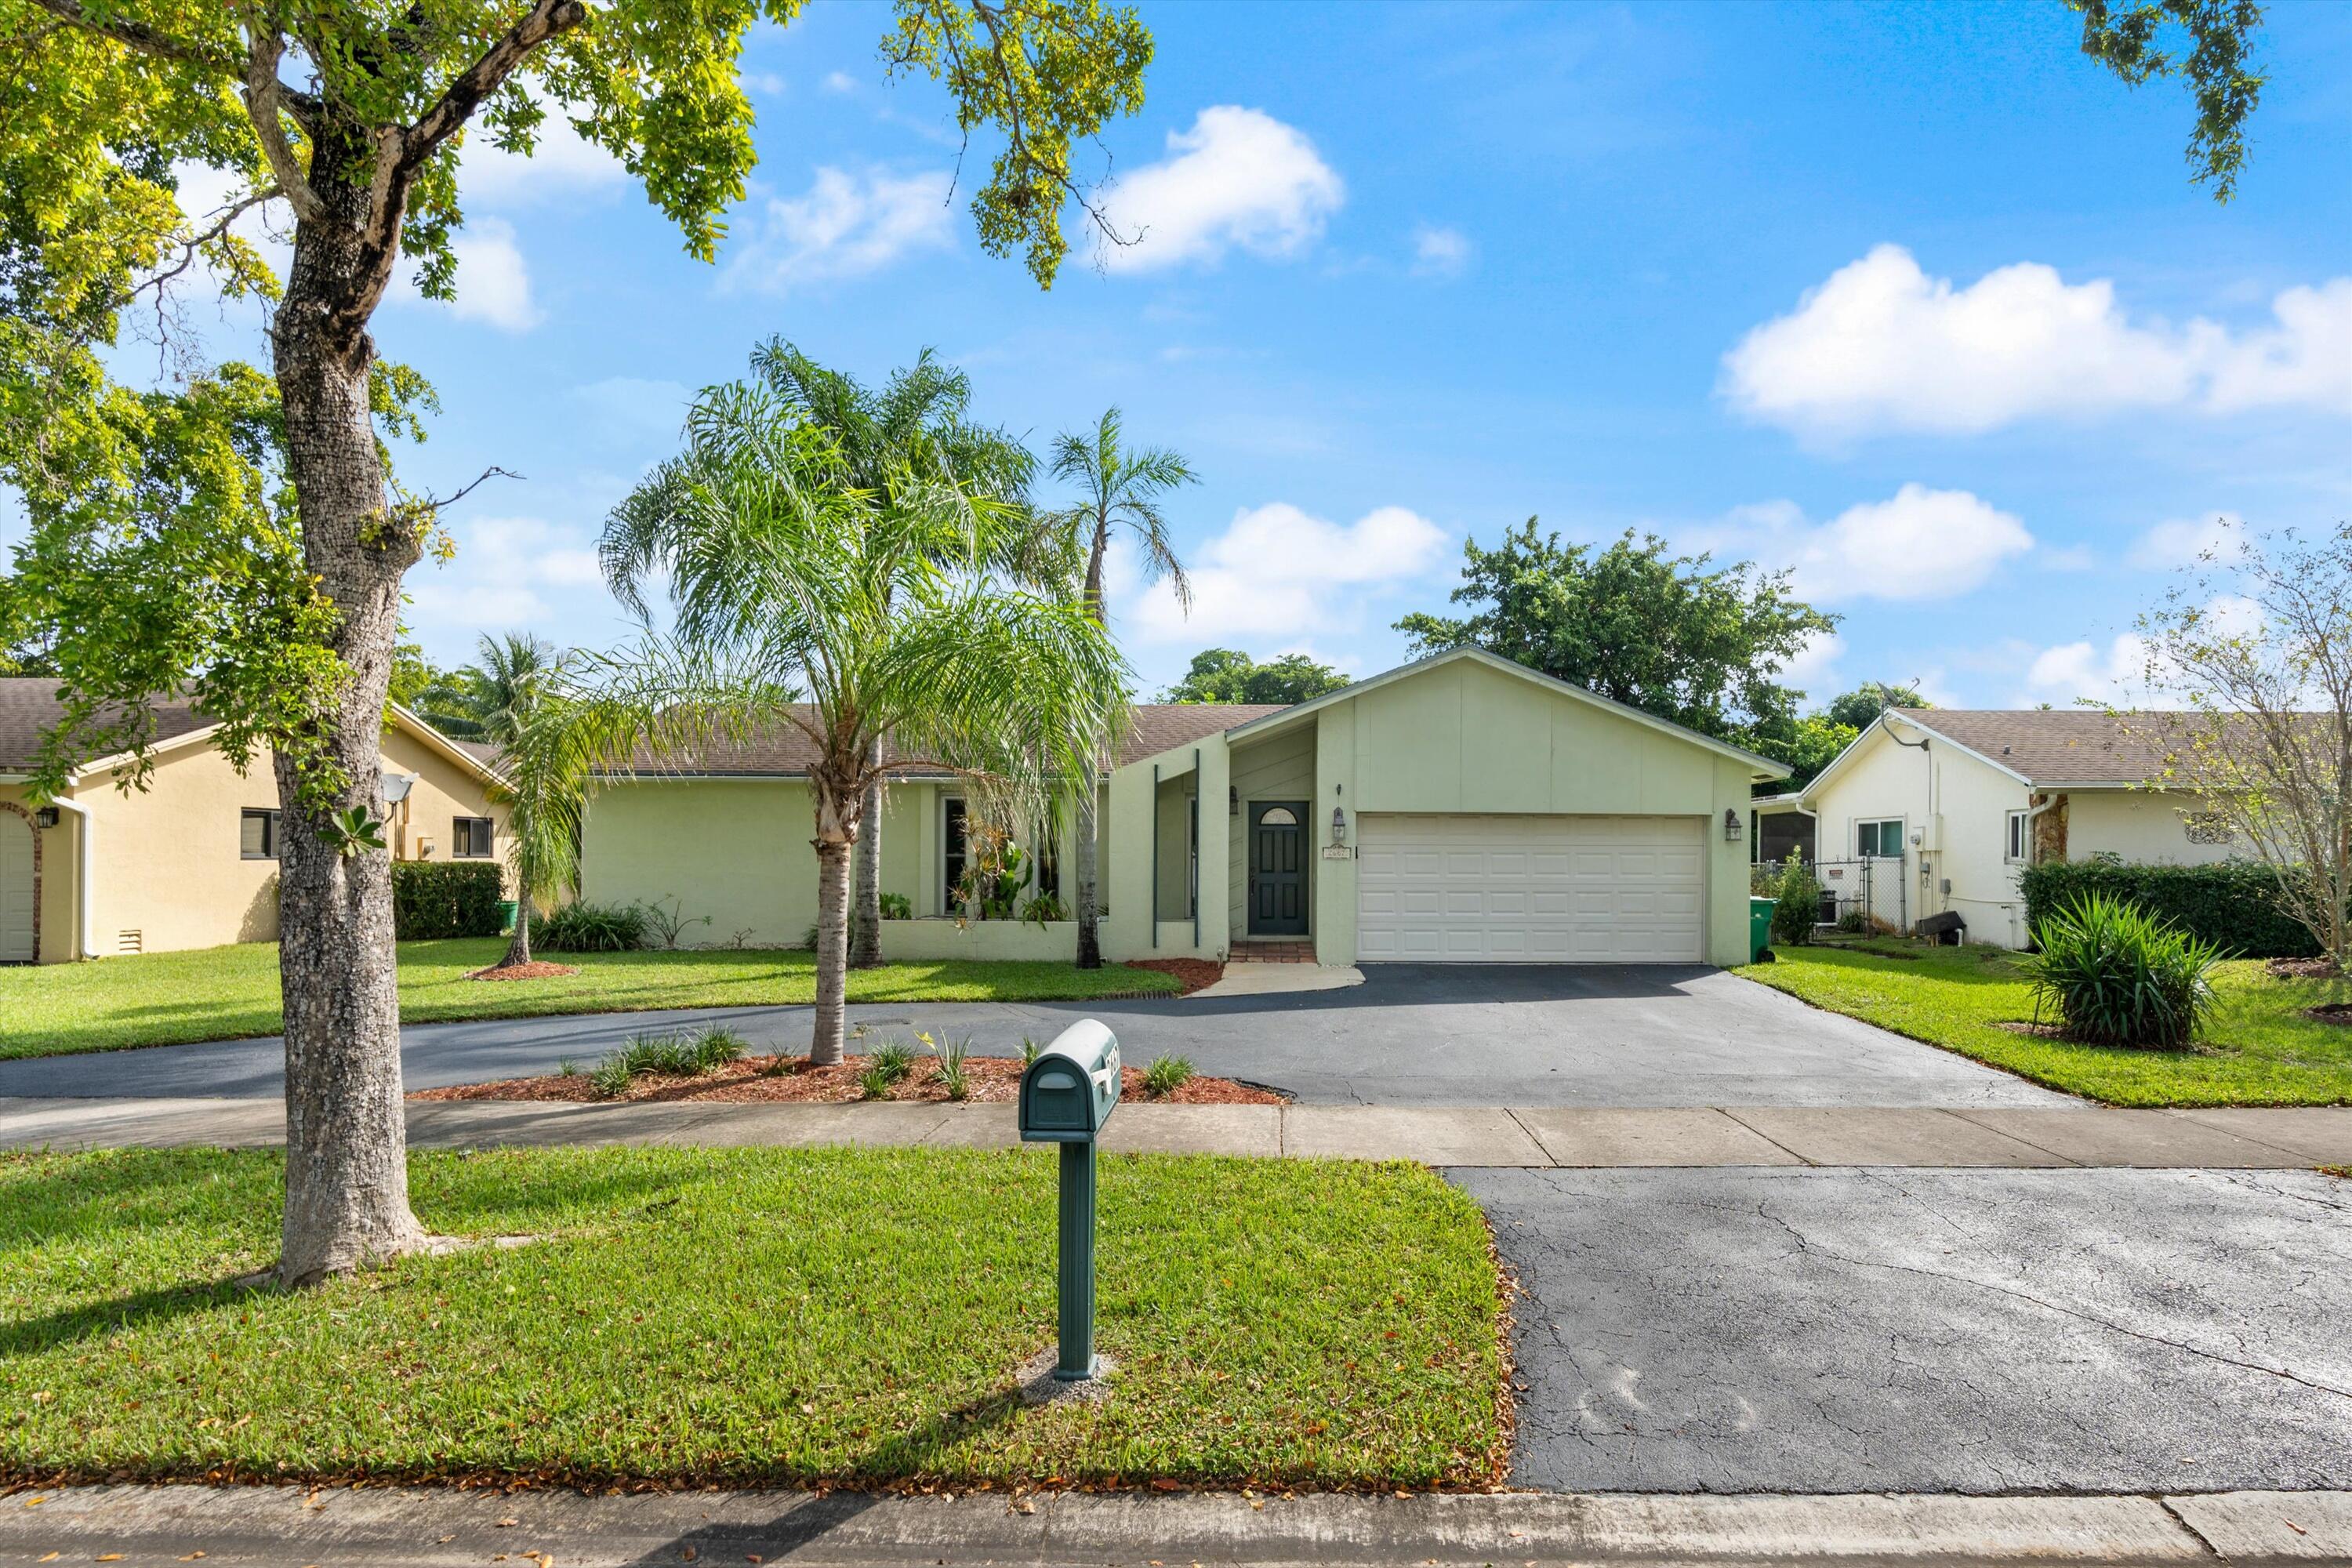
[879,892,912,920]
[1020,892,1069,928]
[2024,892,2220,1051]
[2018,858,2317,959]
[1143,1053,1194,1097]
[858,1063,898,1101]
[537,901,648,953]
[1019,1037,1042,1067]
[641,895,712,950]
[1768,855,1820,946]
[1835,909,1867,936]
[390,861,505,939]
[931,1033,972,1101]
[869,1040,914,1083]
[587,1056,633,1098]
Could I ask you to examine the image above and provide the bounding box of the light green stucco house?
[579,648,1790,968]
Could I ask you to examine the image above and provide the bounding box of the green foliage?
[1162,648,1351,706]
[858,1063,899,1101]
[2024,893,2220,1050]
[1836,908,1868,936]
[1142,1052,1193,1097]
[1396,521,1837,746]
[390,862,505,941]
[1822,681,1930,731]
[319,805,388,860]
[2019,858,2319,959]
[535,901,648,953]
[930,1033,973,1101]
[591,1024,750,1094]
[1020,891,1069,927]
[879,892,913,920]
[1020,1036,1044,1067]
[640,895,712,950]
[1047,406,1199,611]
[588,1055,635,1098]
[1749,713,1857,794]
[2067,0,2267,201]
[869,1040,916,1083]
[1768,854,1820,946]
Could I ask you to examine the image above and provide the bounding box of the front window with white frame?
[1856,818,1904,858]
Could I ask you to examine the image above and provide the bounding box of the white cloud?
[443,220,542,331]
[822,71,858,94]
[1769,630,1845,697]
[412,514,605,630]
[460,93,626,207]
[726,166,955,293]
[2021,634,2149,706]
[1696,484,2034,602]
[2129,512,2245,571]
[1722,245,2352,438]
[742,71,786,97]
[1096,107,1343,274]
[1411,223,1472,278]
[572,377,691,445]
[1124,503,1446,643]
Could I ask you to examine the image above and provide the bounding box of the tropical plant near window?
[541,380,1127,1065]
[1046,408,1200,967]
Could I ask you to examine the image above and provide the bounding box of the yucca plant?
[931,1033,973,1102]
[2024,892,2221,1051]
[1143,1053,1195,1097]
[869,1041,916,1083]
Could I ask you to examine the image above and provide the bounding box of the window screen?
[240,808,279,860]
[1857,819,1903,857]
[453,817,495,858]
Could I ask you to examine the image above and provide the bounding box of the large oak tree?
[0,0,1152,1285]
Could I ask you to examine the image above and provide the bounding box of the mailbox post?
[1017,1019,1122,1381]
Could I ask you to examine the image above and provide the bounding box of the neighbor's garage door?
[1355,814,1704,963]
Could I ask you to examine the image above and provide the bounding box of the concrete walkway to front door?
[5,1095,2347,1167]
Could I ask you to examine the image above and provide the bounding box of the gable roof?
[1213,647,1791,779]
[1799,707,2245,800]
[0,678,505,789]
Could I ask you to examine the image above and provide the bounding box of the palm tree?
[563,379,1125,1063]
[750,342,1037,969]
[1047,408,1200,967]
[410,632,556,742]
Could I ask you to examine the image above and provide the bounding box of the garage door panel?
[1356,814,1704,964]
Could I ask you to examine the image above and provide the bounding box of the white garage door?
[1356,814,1704,963]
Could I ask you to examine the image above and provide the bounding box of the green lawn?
[0,1145,1504,1490]
[1740,939,2352,1106]
[0,941,1183,1059]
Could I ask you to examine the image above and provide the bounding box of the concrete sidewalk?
[0,1481,2345,1566]
[3,1094,2348,1167]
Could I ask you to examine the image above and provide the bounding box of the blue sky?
[153,1,2352,708]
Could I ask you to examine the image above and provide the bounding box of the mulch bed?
[465,961,582,982]
[412,1052,1287,1106]
[1994,1019,2067,1039]
[1123,957,1224,995]
[2269,956,2344,981]
[2301,1003,2352,1027]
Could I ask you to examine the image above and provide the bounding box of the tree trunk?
[270,161,430,1287]
[811,833,852,1064]
[500,895,532,969]
[1073,782,1102,968]
[849,763,882,969]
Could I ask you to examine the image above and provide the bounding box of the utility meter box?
[1019,1021,1122,1143]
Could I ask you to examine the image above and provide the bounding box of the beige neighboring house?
[0,679,510,964]
[579,647,1790,968]
[1780,707,2238,949]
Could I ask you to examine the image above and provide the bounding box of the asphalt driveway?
[1461,1164,2352,1494]
[0,963,2067,1106]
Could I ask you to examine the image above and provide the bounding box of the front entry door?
[1247,800,1308,936]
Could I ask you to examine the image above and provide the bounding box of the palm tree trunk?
[849,764,882,969]
[811,836,852,1064]
[500,897,532,969]
[1073,782,1102,967]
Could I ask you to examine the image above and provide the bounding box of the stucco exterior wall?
[1103,739,1229,960]
[2067,789,2238,866]
[4,719,503,962]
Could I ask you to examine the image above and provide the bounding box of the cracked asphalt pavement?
[1457,1165,2352,1494]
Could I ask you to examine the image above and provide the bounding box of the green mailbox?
[1018,1020,1122,1381]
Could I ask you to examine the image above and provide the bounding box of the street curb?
[3,1483,2347,1566]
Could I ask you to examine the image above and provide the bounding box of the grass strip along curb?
[0,941,1185,1060]
[0,1146,1507,1491]
[1740,942,2352,1107]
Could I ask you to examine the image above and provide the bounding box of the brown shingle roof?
[1891,708,2212,785]
[612,702,1292,778]
[0,679,215,773]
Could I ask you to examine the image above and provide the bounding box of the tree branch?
[136,182,283,299]
[24,0,238,71]
[401,0,586,168]
[237,20,328,224]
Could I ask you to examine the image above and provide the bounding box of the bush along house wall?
[2018,858,2319,959]
[391,861,506,940]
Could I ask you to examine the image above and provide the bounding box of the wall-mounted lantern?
[1723,808,1744,843]
[33,807,60,829]
[1331,806,1348,845]
[1229,784,1239,815]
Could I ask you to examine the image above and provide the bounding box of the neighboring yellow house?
[0,679,510,964]
[579,648,1790,969]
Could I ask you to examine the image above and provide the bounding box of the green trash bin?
[1748,896,1777,964]
[496,899,518,935]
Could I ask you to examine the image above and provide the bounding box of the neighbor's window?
[2005,810,2029,864]
[452,817,495,858]
[2183,811,2234,846]
[1857,818,1904,858]
[943,797,967,908]
[240,808,280,860]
